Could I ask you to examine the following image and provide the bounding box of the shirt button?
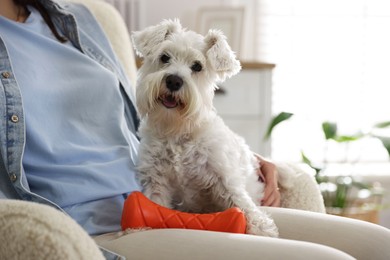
[10,115,19,123]
[1,72,10,78]
[10,174,17,182]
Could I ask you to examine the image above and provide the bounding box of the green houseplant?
[265,112,387,222]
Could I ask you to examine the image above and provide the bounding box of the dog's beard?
[136,71,213,136]
[136,72,164,117]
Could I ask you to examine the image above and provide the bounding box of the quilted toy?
[121,191,247,234]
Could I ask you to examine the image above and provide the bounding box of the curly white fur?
[132,19,278,237]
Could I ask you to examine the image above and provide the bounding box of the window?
[255,0,390,165]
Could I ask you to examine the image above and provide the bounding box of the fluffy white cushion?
[277,163,326,213]
[0,200,104,260]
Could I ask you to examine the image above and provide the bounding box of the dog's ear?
[204,29,241,81]
[132,19,182,57]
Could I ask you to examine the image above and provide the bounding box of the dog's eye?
[191,61,202,72]
[160,54,170,64]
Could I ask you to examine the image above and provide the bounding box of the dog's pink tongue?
[162,96,177,108]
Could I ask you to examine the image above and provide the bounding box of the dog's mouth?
[159,94,180,109]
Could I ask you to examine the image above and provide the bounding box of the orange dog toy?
[121,191,247,234]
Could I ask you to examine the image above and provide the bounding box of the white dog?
[132,19,279,237]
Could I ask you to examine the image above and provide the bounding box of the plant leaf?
[322,121,337,140]
[301,151,322,176]
[263,112,293,140]
[373,121,390,128]
[322,121,364,142]
[333,182,349,208]
[334,134,364,143]
[374,136,390,158]
[352,181,370,190]
[332,176,353,208]
[301,151,312,165]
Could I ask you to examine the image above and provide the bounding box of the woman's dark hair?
[14,0,67,42]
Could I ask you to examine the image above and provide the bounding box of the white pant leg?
[95,228,354,260]
[263,207,390,260]
[3,198,385,260]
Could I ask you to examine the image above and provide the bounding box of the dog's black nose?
[166,75,183,92]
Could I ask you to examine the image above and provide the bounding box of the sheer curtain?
[254,0,390,167]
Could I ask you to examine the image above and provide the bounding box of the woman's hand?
[254,154,281,207]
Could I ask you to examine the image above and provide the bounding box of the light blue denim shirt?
[0,0,139,259]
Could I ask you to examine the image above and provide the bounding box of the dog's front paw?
[149,194,173,209]
[143,188,172,208]
[245,211,279,237]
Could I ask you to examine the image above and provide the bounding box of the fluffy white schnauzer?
[132,19,279,237]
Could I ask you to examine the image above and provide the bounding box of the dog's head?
[132,19,241,134]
